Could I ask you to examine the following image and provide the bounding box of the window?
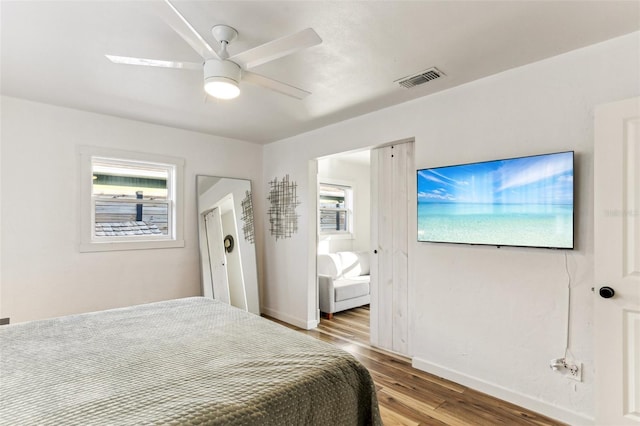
[319,182,353,236]
[80,147,184,252]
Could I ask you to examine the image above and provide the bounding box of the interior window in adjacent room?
[319,182,353,236]
[80,147,184,252]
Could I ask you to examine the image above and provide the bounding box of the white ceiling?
[2,1,639,144]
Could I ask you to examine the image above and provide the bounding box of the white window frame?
[318,180,354,239]
[79,146,185,252]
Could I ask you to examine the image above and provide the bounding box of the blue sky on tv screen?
[417,152,573,205]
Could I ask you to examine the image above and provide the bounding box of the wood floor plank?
[378,405,421,426]
[263,308,566,426]
[378,377,446,412]
[376,389,449,426]
[330,315,370,333]
[317,321,370,344]
[369,369,447,410]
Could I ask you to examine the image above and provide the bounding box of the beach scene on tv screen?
[417,152,574,248]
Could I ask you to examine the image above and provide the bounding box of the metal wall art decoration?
[240,190,255,244]
[267,175,300,240]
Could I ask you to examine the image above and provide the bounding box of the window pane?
[320,209,347,232]
[319,184,346,209]
[95,201,168,236]
[93,161,168,199]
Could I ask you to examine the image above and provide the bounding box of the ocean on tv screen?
[417,152,574,248]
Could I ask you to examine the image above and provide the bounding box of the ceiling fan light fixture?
[203,59,241,99]
[205,77,240,99]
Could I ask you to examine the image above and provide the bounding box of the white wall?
[0,96,263,323]
[318,156,371,254]
[262,32,640,424]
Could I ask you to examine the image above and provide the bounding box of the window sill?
[79,239,185,253]
[319,233,354,241]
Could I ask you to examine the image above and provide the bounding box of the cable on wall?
[549,251,581,382]
[563,251,575,360]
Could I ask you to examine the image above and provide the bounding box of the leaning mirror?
[197,176,259,315]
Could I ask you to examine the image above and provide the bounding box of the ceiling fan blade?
[230,28,321,69]
[243,71,311,100]
[151,0,218,59]
[105,55,201,71]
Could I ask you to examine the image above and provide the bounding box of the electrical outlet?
[549,358,582,382]
[565,360,582,382]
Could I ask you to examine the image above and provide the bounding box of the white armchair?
[318,251,371,319]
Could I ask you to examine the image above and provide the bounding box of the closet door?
[594,97,640,425]
[370,141,413,355]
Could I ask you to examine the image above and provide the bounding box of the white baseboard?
[412,357,594,426]
[261,306,318,330]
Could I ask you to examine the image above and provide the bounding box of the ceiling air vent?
[396,67,445,89]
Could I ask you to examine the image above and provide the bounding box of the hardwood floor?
[266,306,566,426]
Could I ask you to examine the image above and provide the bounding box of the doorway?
[317,151,372,255]
[313,139,414,357]
[316,150,372,330]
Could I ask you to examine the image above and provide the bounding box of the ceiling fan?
[106,0,322,100]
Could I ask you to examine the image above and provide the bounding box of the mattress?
[0,297,381,425]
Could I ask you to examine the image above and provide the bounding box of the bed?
[0,297,381,425]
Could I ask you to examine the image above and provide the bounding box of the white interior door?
[370,141,413,355]
[204,208,230,304]
[220,207,248,311]
[594,96,640,425]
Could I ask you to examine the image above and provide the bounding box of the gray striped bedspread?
[0,297,382,425]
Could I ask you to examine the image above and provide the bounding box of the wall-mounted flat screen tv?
[417,151,574,249]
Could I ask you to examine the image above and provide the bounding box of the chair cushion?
[317,253,341,279]
[334,278,370,302]
[338,251,370,278]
